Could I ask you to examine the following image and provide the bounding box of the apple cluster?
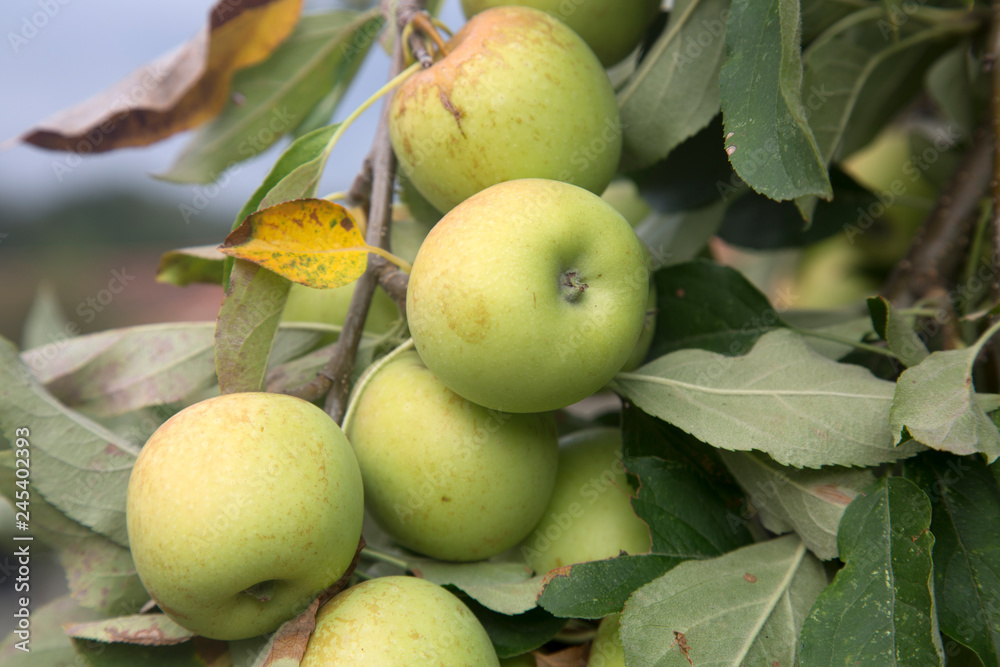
[125,3,656,663]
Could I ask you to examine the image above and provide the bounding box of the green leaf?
[649,260,788,358]
[0,596,103,666]
[802,10,970,167]
[867,295,929,368]
[409,560,542,616]
[925,43,975,137]
[160,11,382,184]
[215,262,291,394]
[21,323,321,417]
[615,329,918,468]
[156,246,225,287]
[717,167,878,249]
[21,282,71,351]
[628,456,752,555]
[459,598,565,659]
[1,451,148,615]
[799,477,945,666]
[537,554,685,619]
[718,450,875,559]
[638,201,725,271]
[783,308,877,360]
[904,452,1000,665]
[720,0,832,202]
[890,323,1000,462]
[618,0,728,170]
[621,535,826,665]
[0,337,136,546]
[70,637,228,666]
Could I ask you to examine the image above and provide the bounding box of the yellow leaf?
[219,199,369,289]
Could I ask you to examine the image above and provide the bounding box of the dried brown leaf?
[20,0,302,153]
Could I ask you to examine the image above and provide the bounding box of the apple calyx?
[560,270,589,304]
[242,580,276,603]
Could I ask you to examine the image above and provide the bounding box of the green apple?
[300,576,499,666]
[520,428,650,574]
[126,392,364,640]
[282,283,399,341]
[602,178,652,228]
[588,613,626,667]
[461,0,659,67]
[390,6,621,213]
[347,350,558,561]
[406,178,649,413]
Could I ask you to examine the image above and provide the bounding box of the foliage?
[4,0,1000,665]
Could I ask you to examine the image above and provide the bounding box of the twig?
[881,120,993,308]
[284,1,422,413]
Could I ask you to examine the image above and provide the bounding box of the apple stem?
[358,545,410,570]
[560,270,588,304]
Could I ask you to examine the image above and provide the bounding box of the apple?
[389,6,621,213]
[126,392,364,640]
[602,178,652,228]
[519,428,651,574]
[461,0,660,67]
[300,576,499,666]
[588,613,626,667]
[347,350,558,561]
[406,178,649,413]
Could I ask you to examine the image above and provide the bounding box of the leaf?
[215,263,292,395]
[717,167,879,249]
[66,615,194,645]
[799,477,945,666]
[637,201,725,271]
[238,598,320,667]
[21,282,71,351]
[20,0,302,153]
[925,43,975,137]
[783,308,877,360]
[537,554,685,619]
[718,450,876,559]
[156,246,225,287]
[0,337,137,546]
[0,596,103,667]
[409,560,543,616]
[459,598,565,659]
[621,535,827,666]
[618,0,728,170]
[70,637,229,666]
[628,456,753,555]
[904,452,1000,665]
[21,322,321,417]
[615,329,918,468]
[161,10,382,183]
[890,325,1000,462]
[867,295,929,368]
[720,0,832,202]
[0,451,147,615]
[220,199,368,288]
[649,260,788,358]
[802,10,969,168]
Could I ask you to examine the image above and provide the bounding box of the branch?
[283,2,422,414]
[881,121,993,308]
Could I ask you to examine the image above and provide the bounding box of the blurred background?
[0,0,464,344]
[0,0,465,636]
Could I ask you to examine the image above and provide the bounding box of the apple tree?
[3,0,1000,665]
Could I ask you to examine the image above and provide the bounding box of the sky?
[0,0,465,228]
